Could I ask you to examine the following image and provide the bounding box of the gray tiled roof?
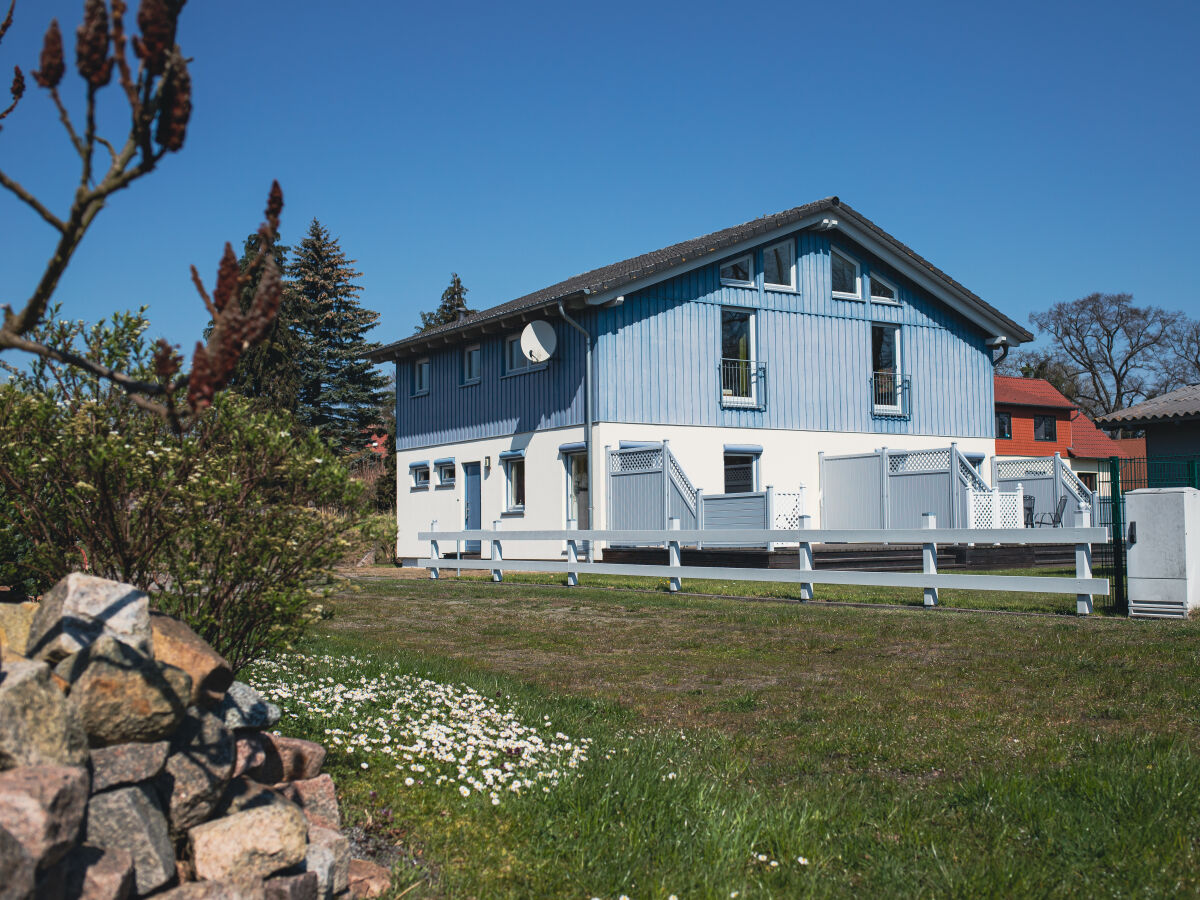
[369,197,1032,361]
[1095,383,1200,424]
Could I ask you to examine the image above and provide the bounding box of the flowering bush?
[247,653,591,806]
[0,309,382,671]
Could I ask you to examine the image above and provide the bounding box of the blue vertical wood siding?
[592,231,994,437]
[395,317,588,450]
[394,228,996,449]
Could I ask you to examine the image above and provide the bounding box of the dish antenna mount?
[520,320,557,363]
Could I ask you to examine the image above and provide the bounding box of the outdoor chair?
[1023,495,1035,528]
[1035,495,1069,528]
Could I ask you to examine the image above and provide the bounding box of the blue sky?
[1,0,1197,355]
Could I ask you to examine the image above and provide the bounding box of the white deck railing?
[419,511,1107,615]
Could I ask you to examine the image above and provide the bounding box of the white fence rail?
[419,512,1107,615]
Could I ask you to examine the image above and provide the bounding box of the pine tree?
[416,273,473,332]
[223,233,306,412]
[288,219,388,451]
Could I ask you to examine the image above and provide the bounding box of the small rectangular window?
[1033,415,1057,442]
[505,458,526,511]
[723,454,756,493]
[437,463,455,486]
[411,466,430,489]
[505,336,531,374]
[869,273,898,304]
[462,345,481,384]
[831,248,861,299]
[720,254,753,286]
[996,412,1013,440]
[763,240,795,290]
[412,358,430,395]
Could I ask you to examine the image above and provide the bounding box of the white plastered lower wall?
[396,423,994,561]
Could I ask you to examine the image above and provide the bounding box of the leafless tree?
[1161,318,1200,389]
[1029,293,1182,418]
[0,0,282,431]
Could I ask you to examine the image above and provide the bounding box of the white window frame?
[869,272,900,305]
[720,307,758,408]
[412,358,431,396]
[462,344,481,385]
[762,239,796,291]
[831,248,862,300]
[719,253,755,287]
[504,335,538,375]
[870,322,903,415]
[436,462,456,487]
[504,457,526,513]
[411,465,430,490]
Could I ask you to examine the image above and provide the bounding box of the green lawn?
[257,574,1200,899]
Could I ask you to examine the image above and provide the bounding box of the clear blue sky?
[2,0,1197,355]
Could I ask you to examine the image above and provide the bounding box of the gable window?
[723,453,757,493]
[410,464,430,490]
[869,273,898,304]
[871,323,902,413]
[462,345,481,384]
[504,457,525,511]
[996,411,1013,440]
[1033,415,1057,442]
[505,335,534,374]
[831,248,861,299]
[720,254,753,286]
[412,358,430,396]
[436,461,455,486]
[720,307,758,407]
[763,240,796,290]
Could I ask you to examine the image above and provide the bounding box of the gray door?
[463,462,481,554]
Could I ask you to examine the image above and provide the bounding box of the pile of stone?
[0,574,393,900]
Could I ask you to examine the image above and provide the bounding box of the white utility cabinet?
[1125,487,1200,618]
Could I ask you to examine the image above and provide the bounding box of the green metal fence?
[1095,455,1200,614]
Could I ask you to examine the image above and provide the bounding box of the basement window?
[723,454,756,493]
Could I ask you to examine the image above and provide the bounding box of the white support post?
[991,486,1001,529]
[566,537,579,587]
[797,514,813,601]
[1017,482,1024,529]
[491,519,503,583]
[696,489,704,550]
[766,484,775,552]
[667,517,681,593]
[1074,506,1093,616]
[429,519,440,580]
[922,512,938,607]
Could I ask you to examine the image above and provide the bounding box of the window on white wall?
[505,458,526,511]
[723,454,756,493]
[436,462,456,486]
[763,239,796,290]
[462,345,481,384]
[831,248,861,299]
[720,254,753,286]
[412,358,430,395]
[411,466,430,489]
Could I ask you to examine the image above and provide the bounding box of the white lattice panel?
[888,449,950,473]
[772,491,807,529]
[668,453,696,504]
[967,489,1024,529]
[995,458,1052,479]
[610,449,662,474]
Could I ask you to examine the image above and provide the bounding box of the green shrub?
[0,309,384,671]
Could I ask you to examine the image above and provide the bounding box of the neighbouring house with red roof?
[994,375,1127,490]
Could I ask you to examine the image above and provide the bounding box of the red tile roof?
[994,375,1077,410]
[1068,410,1126,459]
[1114,437,1146,458]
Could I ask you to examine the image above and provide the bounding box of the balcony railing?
[720,358,766,410]
[871,371,910,416]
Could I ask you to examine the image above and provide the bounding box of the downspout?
[557,300,595,561]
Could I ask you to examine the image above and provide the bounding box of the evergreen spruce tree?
[288,219,388,451]
[416,273,473,332]
[223,233,306,412]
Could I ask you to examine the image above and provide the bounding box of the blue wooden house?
[369,198,1032,559]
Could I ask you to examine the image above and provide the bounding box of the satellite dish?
[520,320,557,363]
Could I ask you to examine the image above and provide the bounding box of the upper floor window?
[505,335,532,374]
[720,254,753,286]
[720,307,760,408]
[869,273,898,304]
[462,345,481,384]
[871,323,902,413]
[763,240,796,290]
[412,358,430,396]
[831,248,861,299]
[1033,415,1057,442]
[996,411,1013,440]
